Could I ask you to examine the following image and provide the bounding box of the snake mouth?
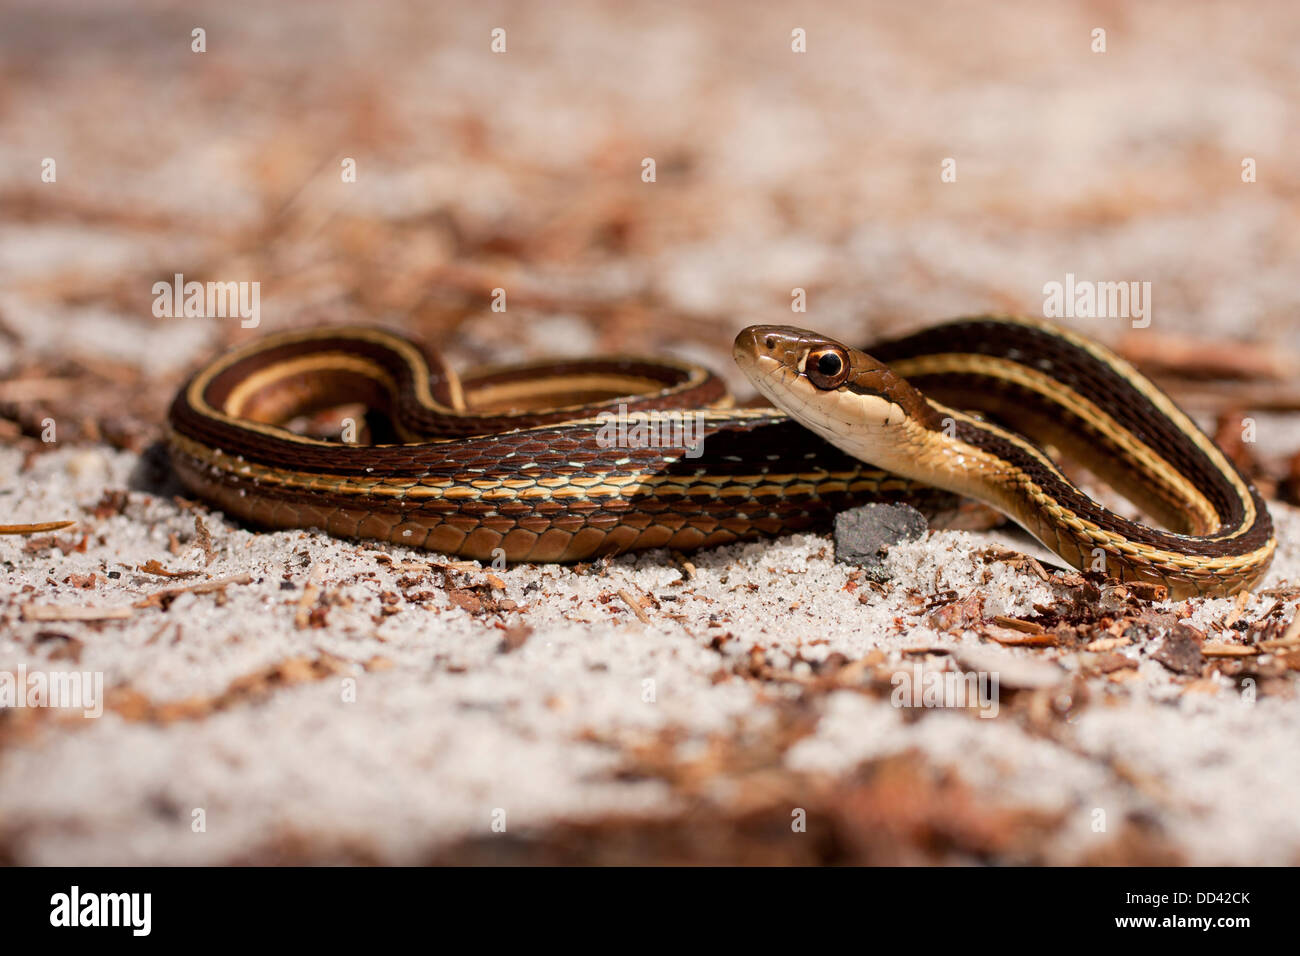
[733,326,805,408]
[733,326,779,377]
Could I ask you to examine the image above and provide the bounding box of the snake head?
[734,325,938,431]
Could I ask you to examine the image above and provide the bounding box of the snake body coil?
[168,317,1274,598]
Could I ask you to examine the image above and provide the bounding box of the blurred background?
[2,0,1298,459]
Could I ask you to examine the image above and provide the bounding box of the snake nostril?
[764,335,776,350]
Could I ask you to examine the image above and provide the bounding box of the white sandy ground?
[1,443,1298,864]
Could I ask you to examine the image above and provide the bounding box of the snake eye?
[806,347,850,389]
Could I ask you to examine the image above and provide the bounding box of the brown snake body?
[168,318,1274,597]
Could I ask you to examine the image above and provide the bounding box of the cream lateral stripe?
[168,432,877,500]
[190,335,736,447]
[891,352,1225,532]
[215,327,444,408]
[464,373,690,409]
[189,363,788,452]
[189,328,449,439]
[955,315,1253,510]
[929,404,1269,571]
[222,354,401,418]
[442,361,721,418]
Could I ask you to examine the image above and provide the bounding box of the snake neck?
[811,402,1019,512]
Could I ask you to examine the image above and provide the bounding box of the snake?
[167,316,1274,599]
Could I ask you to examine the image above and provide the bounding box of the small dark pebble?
[833,503,929,578]
[106,570,121,580]
[279,580,296,591]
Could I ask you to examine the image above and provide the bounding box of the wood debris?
[927,593,983,632]
[617,588,653,625]
[192,514,216,565]
[1201,643,1258,658]
[977,546,1051,581]
[991,615,1046,634]
[980,624,1058,647]
[20,604,133,622]
[0,520,77,535]
[1084,635,1131,652]
[1152,623,1205,675]
[498,624,533,654]
[108,654,351,724]
[294,574,327,629]
[1117,331,1292,382]
[133,574,252,610]
[136,559,202,579]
